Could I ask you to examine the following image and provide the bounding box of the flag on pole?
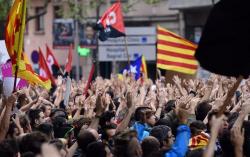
[39,48,55,85]
[5,0,26,65]
[120,56,142,80]
[95,1,125,41]
[5,0,51,90]
[65,44,73,74]
[141,55,148,78]
[46,44,60,76]
[157,26,198,75]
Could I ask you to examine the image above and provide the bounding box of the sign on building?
[98,27,156,61]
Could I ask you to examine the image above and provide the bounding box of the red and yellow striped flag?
[5,0,51,90]
[157,26,198,74]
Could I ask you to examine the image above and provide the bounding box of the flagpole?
[124,36,131,68]
[13,0,27,92]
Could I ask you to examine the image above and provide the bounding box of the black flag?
[195,0,250,78]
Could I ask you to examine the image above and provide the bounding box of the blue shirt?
[165,125,191,157]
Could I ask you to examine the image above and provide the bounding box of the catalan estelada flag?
[157,26,198,75]
[5,0,51,90]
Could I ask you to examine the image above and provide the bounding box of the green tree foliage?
[0,0,12,21]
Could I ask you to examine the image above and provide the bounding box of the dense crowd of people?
[0,72,249,157]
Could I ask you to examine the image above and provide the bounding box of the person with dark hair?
[101,123,117,147]
[0,139,19,157]
[131,107,155,142]
[37,123,54,140]
[86,141,113,157]
[28,109,45,130]
[99,111,116,129]
[76,129,98,157]
[205,110,230,157]
[150,125,173,152]
[19,132,48,155]
[195,101,212,121]
[19,114,32,133]
[141,136,160,157]
[40,104,52,118]
[113,130,142,157]
[186,148,203,157]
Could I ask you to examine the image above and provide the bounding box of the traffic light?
[77,46,90,57]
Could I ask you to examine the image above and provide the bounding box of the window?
[35,7,45,32]
[54,5,63,19]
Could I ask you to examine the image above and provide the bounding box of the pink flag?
[1,62,28,89]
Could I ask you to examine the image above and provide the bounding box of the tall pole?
[95,2,100,76]
[74,0,80,81]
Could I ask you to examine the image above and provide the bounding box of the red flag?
[96,1,125,41]
[46,44,60,74]
[83,63,95,96]
[39,48,55,85]
[65,44,73,73]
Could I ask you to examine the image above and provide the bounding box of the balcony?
[169,0,219,9]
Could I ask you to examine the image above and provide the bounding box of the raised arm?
[203,115,224,157]
[0,94,17,142]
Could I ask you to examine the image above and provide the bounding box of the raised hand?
[231,126,244,148]
[173,75,181,85]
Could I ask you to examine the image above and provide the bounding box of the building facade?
[24,0,182,79]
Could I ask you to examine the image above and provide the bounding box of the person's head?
[134,107,152,123]
[0,139,19,157]
[207,110,229,135]
[40,104,52,118]
[28,109,45,129]
[114,130,142,157]
[50,139,68,157]
[6,122,19,139]
[17,94,29,109]
[37,123,54,140]
[52,117,73,139]
[19,132,48,155]
[186,148,203,157]
[77,129,97,152]
[145,111,157,127]
[150,125,174,149]
[100,111,116,129]
[195,101,212,121]
[50,109,67,120]
[102,123,117,139]
[19,114,32,133]
[141,136,160,157]
[86,142,113,157]
[85,25,95,39]
[189,120,206,137]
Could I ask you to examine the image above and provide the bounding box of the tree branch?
[26,0,51,23]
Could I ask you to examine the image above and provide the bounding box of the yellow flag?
[5,0,51,90]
